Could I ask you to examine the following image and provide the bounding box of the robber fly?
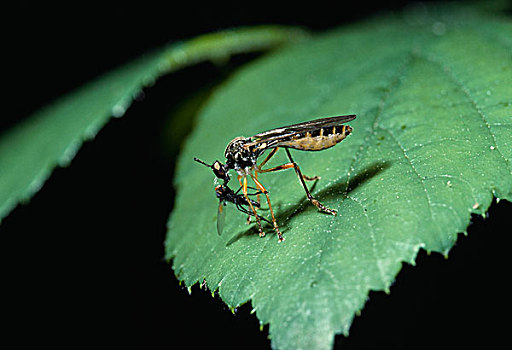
[195,114,356,242]
[215,184,271,235]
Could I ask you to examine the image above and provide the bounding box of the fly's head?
[214,185,224,198]
[194,157,231,184]
[214,184,233,199]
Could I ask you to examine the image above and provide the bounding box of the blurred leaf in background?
[0,26,307,223]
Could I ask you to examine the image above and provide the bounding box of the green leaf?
[166,5,512,350]
[0,26,307,223]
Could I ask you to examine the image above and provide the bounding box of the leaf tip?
[111,103,127,118]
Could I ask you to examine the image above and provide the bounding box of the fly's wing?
[254,115,356,137]
[217,200,227,236]
[246,115,356,149]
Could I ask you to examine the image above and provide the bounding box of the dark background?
[2,1,510,349]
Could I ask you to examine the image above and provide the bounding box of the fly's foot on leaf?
[303,174,321,181]
[324,207,338,216]
[274,225,284,242]
[311,199,337,216]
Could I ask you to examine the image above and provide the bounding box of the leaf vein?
[405,137,464,153]
[230,236,271,307]
[418,53,512,174]
[425,174,479,206]
[340,54,414,196]
[346,195,388,287]
[378,125,443,245]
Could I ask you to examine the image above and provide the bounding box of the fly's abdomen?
[279,125,352,151]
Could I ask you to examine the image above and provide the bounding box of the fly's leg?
[239,175,265,236]
[257,147,320,181]
[235,185,261,224]
[256,148,337,216]
[302,174,321,181]
[236,204,271,224]
[249,172,284,242]
[246,172,261,224]
[254,171,261,205]
[245,173,261,224]
[252,148,278,219]
[284,148,336,215]
[258,147,279,168]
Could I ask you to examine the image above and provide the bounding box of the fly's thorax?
[225,136,257,170]
[224,137,247,158]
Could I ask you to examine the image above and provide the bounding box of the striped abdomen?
[277,124,352,151]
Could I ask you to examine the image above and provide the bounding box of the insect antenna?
[194,157,212,167]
